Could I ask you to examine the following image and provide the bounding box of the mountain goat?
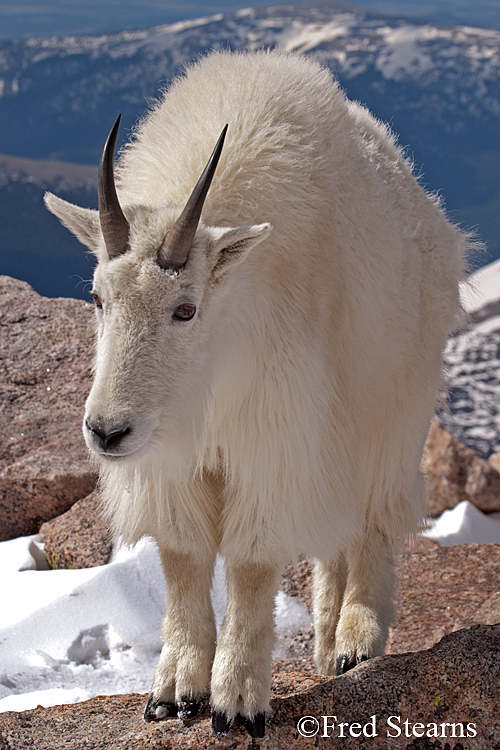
[45,50,466,738]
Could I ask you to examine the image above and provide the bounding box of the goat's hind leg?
[145,548,216,722]
[333,526,395,674]
[313,553,348,674]
[313,526,395,676]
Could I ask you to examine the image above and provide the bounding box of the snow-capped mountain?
[1,3,499,159]
[0,2,500,140]
[0,2,499,296]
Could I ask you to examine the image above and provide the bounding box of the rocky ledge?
[0,624,498,749]
[0,276,96,540]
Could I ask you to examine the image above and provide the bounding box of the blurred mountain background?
[0,0,499,298]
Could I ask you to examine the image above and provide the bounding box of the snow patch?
[275,16,358,54]
[424,500,500,546]
[0,687,91,713]
[461,258,500,313]
[376,25,436,79]
[0,537,313,713]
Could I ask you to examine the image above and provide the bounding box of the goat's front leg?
[211,561,279,739]
[145,548,216,722]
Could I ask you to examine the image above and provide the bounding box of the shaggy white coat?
[45,50,467,726]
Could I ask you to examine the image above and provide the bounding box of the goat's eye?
[92,292,103,308]
[173,303,196,321]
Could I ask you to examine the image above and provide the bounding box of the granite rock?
[423,420,500,516]
[487,451,500,474]
[39,490,112,569]
[0,624,498,749]
[387,540,500,654]
[281,554,314,612]
[0,275,96,540]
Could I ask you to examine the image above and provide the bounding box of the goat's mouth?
[83,415,152,460]
[91,446,136,461]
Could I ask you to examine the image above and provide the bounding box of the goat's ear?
[44,192,103,258]
[208,223,272,280]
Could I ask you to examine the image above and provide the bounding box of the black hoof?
[144,695,177,722]
[335,653,370,675]
[335,654,355,675]
[176,696,200,720]
[212,709,233,737]
[241,712,266,739]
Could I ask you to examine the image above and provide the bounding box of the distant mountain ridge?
[0,153,96,186]
[0,1,499,297]
[1,4,499,158]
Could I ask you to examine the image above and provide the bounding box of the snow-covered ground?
[2,259,500,715]
[0,536,313,714]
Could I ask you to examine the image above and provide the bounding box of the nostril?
[104,426,131,449]
[85,418,131,451]
[85,418,106,440]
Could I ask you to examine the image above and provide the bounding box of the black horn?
[98,115,130,260]
[158,125,228,271]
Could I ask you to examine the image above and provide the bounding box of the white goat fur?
[45,51,466,725]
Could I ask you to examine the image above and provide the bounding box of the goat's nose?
[85,417,131,451]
